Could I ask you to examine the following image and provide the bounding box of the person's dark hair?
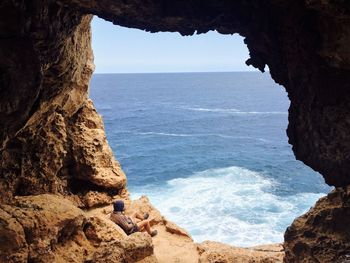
[113,200,125,212]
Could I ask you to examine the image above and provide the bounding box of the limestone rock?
[197,241,284,263]
[91,233,155,263]
[83,191,114,208]
[0,11,95,203]
[126,196,164,224]
[0,208,28,262]
[69,99,126,190]
[0,6,126,207]
[164,220,192,239]
[67,99,127,207]
[0,194,155,263]
[284,187,350,262]
[84,215,126,245]
[0,194,87,262]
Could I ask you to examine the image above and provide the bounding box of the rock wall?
[1,0,350,262]
[0,1,126,206]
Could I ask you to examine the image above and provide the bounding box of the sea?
[90,72,331,247]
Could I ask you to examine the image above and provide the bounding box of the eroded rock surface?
[0,2,126,206]
[0,194,154,263]
[284,187,350,263]
[0,95,127,207]
[198,242,284,263]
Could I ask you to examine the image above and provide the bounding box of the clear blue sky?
[92,16,256,73]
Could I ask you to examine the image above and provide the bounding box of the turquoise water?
[90,72,330,246]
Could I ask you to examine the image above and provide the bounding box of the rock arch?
[1,1,350,262]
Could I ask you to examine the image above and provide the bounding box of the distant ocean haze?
[90,72,331,246]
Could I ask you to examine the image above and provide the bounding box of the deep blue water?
[90,72,330,246]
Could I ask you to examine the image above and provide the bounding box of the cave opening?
[90,16,330,247]
[1,1,349,261]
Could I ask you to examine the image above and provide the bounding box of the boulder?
[198,241,284,263]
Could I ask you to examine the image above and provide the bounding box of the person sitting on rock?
[110,200,158,237]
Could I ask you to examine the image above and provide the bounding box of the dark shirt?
[110,212,137,235]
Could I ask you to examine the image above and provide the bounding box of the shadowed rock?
[284,187,350,262]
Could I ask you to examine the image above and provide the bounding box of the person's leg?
[130,212,144,221]
[137,220,152,234]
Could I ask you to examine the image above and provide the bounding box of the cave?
[1,1,350,262]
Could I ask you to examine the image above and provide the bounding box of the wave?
[182,107,287,115]
[135,132,193,137]
[133,131,269,142]
[184,107,241,113]
[95,104,113,111]
[132,166,325,247]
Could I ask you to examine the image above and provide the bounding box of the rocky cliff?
[0,194,284,263]
[1,0,350,262]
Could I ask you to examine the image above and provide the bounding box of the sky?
[92,16,256,73]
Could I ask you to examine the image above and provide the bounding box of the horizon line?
[93,70,262,75]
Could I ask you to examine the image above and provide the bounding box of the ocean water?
[90,72,330,247]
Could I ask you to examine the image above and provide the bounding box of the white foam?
[184,107,241,113]
[132,166,325,247]
[135,132,193,137]
[95,105,112,111]
[182,107,287,115]
[134,131,269,142]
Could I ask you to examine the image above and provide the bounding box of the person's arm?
[111,213,135,232]
[125,216,135,229]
